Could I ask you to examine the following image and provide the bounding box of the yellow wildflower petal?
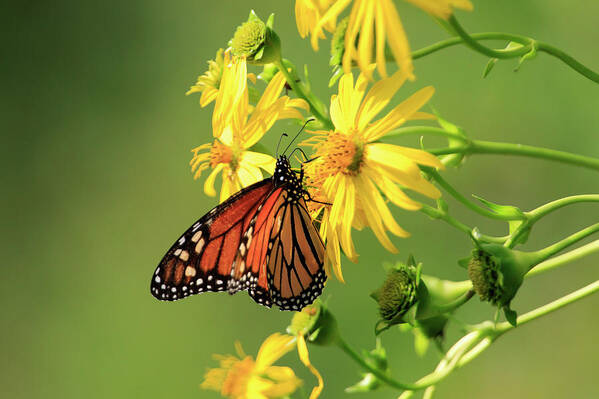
[356,2,375,78]
[355,174,399,252]
[199,87,219,107]
[329,94,350,133]
[339,176,357,260]
[321,212,345,282]
[366,167,422,211]
[326,174,347,226]
[409,111,436,121]
[212,53,247,137]
[261,366,302,398]
[297,334,324,399]
[287,98,310,111]
[342,0,367,75]
[363,86,435,141]
[381,0,413,79]
[241,151,276,174]
[204,163,224,197]
[356,70,409,131]
[243,97,287,148]
[370,142,444,169]
[374,1,387,79]
[253,71,287,115]
[405,0,473,20]
[255,333,295,371]
[237,164,263,187]
[311,0,351,51]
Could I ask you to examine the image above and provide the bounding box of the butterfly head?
[274,155,295,183]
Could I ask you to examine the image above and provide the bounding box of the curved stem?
[412,32,531,60]
[527,194,599,221]
[447,16,532,59]
[274,58,333,130]
[527,240,599,278]
[419,204,507,243]
[427,140,599,172]
[425,168,521,221]
[531,223,599,265]
[494,280,599,334]
[446,16,599,84]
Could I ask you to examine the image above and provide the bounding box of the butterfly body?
[150,155,326,311]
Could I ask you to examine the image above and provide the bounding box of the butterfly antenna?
[283,118,315,155]
[276,133,289,158]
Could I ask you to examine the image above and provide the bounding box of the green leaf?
[514,42,538,72]
[503,306,518,327]
[472,194,525,219]
[431,108,468,167]
[482,58,498,78]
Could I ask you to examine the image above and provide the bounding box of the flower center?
[321,132,365,175]
[210,140,239,171]
[221,356,255,397]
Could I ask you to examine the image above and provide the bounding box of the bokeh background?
[4,1,599,398]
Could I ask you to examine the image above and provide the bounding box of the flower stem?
[424,168,522,221]
[530,223,599,267]
[494,280,599,334]
[506,194,599,247]
[527,240,599,278]
[419,204,507,243]
[274,58,333,130]
[445,16,599,84]
[426,140,599,171]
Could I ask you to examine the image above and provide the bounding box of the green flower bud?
[468,244,536,307]
[230,11,281,65]
[373,266,418,323]
[287,300,339,346]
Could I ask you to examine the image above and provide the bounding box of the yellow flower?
[190,52,309,202]
[304,68,444,270]
[295,0,336,39]
[307,0,473,80]
[186,48,256,107]
[202,333,302,399]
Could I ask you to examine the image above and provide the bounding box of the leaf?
[472,194,525,219]
[514,42,538,72]
[431,108,468,167]
[483,58,498,78]
[503,306,518,327]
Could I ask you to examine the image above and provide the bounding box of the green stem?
[274,58,333,130]
[527,240,599,278]
[427,140,599,172]
[527,195,599,221]
[420,204,507,243]
[335,336,419,390]
[447,16,532,59]
[412,32,531,60]
[458,279,599,367]
[531,223,599,265]
[506,194,599,247]
[445,16,599,84]
[494,279,599,334]
[424,168,522,221]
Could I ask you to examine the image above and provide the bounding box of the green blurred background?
[4,1,598,398]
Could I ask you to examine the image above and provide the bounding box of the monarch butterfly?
[150,142,326,311]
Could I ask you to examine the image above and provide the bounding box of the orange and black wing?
[150,179,274,301]
[235,192,326,310]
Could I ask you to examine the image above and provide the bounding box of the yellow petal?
[297,335,324,399]
[356,2,375,78]
[364,86,435,141]
[262,366,302,397]
[374,1,387,78]
[254,71,286,114]
[329,94,349,133]
[311,0,351,50]
[204,164,224,197]
[237,164,264,187]
[241,151,276,174]
[255,333,295,371]
[405,0,473,20]
[366,166,422,211]
[355,70,409,131]
[199,87,218,107]
[369,142,443,169]
[243,98,287,148]
[381,0,414,79]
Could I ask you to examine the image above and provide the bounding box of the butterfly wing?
[235,192,326,311]
[150,179,274,301]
